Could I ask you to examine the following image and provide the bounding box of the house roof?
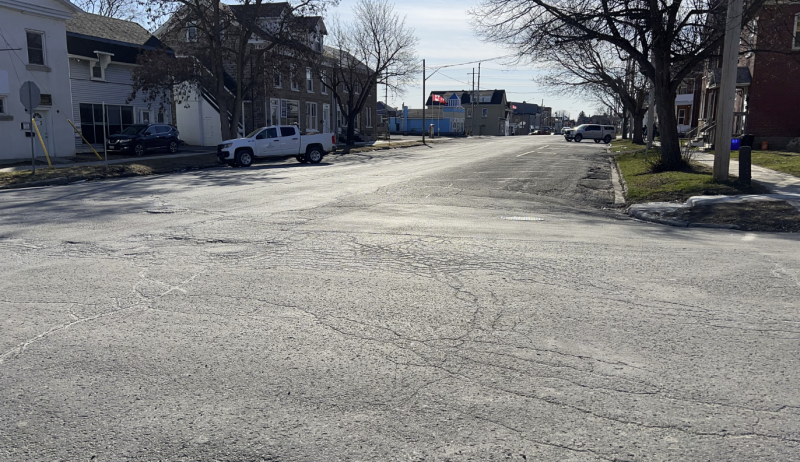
[228,2,289,19]
[66,12,154,46]
[428,89,506,106]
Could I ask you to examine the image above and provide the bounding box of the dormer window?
[793,13,800,50]
[92,61,103,79]
[90,51,113,81]
[186,25,198,42]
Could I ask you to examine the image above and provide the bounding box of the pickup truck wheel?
[296,154,308,163]
[603,135,613,144]
[306,147,323,164]
[235,149,253,167]
[574,134,583,142]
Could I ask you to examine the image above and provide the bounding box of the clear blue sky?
[330,0,592,117]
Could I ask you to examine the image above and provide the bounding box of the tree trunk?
[621,114,629,139]
[217,92,234,142]
[632,109,645,145]
[653,55,682,169]
[346,112,356,145]
[655,86,681,168]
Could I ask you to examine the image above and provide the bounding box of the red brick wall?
[747,5,800,140]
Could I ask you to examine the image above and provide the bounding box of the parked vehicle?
[217,125,336,167]
[560,127,573,135]
[107,124,182,156]
[564,124,615,143]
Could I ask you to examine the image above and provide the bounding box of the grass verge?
[0,154,220,188]
[730,150,800,178]
[616,150,769,203]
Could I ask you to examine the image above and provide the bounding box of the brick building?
[156,1,377,146]
[698,3,800,148]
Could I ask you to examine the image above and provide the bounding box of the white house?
[0,0,80,161]
[66,12,173,153]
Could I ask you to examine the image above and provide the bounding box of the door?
[322,104,330,133]
[31,111,50,157]
[279,126,300,154]
[255,127,281,156]
[139,109,153,124]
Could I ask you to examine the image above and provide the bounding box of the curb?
[609,156,627,206]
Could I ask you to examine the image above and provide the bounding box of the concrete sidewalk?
[694,152,800,196]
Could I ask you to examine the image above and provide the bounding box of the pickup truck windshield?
[246,128,262,138]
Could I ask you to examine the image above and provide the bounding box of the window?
[26,31,44,65]
[140,109,152,124]
[285,100,299,125]
[266,127,278,138]
[366,107,372,128]
[306,68,313,92]
[91,61,104,80]
[678,109,686,125]
[79,103,134,144]
[306,102,317,131]
[269,98,279,125]
[794,14,800,50]
[354,113,359,129]
[0,97,6,115]
[186,25,198,42]
[157,111,165,123]
[290,67,299,91]
[280,126,296,137]
[273,69,281,88]
[482,108,488,118]
[320,71,327,95]
[354,82,360,94]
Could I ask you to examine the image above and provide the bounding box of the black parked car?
[107,124,182,156]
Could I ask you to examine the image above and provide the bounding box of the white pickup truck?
[216,125,336,167]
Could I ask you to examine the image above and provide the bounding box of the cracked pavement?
[1,136,799,461]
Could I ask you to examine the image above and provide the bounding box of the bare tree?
[318,0,419,145]
[537,41,649,143]
[132,0,331,142]
[74,0,137,19]
[471,0,765,170]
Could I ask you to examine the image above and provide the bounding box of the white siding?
[70,59,171,151]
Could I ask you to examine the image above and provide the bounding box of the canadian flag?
[431,94,447,104]
[511,105,518,110]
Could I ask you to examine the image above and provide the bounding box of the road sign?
[20,81,41,111]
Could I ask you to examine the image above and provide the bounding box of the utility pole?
[476,62,481,136]
[713,0,745,181]
[422,59,426,143]
[385,67,390,147]
[469,68,476,136]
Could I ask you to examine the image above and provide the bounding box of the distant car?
[107,124,182,156]
[565,124,615,143]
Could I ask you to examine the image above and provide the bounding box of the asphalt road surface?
[1,136,799,461]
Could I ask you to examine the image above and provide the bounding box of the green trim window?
[79,103,134,144]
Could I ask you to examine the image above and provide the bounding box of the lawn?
[730,149,800,177]
[616,150,769,203]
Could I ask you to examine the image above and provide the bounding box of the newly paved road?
[1,136,799,461]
